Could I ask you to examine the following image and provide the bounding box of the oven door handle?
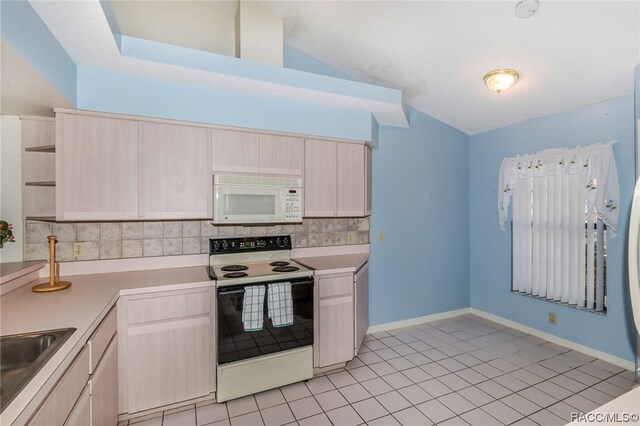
[217,278,314,295]
[217,288,250,296]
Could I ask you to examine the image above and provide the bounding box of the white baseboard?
[365,307,634,371]
[367,308,472,334]
[470,308,634,371]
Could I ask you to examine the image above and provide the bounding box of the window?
[499,142,619,313]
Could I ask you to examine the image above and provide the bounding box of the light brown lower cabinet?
[28,306,118,426]
[118,287,215,415]
[315,273,355,368]
[29,348,90,425]
[65,384,91,426]
[354,262,370,356]
[92,337,118,426]
[64,337,118,426]
[314,262,369,369]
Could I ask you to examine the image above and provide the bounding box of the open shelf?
[25,216,56,222]
[25,145,55,153]
[25,181,56,187]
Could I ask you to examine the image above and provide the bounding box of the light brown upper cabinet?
[259,134,304,175]
[304,139,337,217]
[211,129,260,173]
[56,113,139,221]
[139,122,211,219]
[337,143,366,217]
[304,140,371,217]
[211,129,303,176]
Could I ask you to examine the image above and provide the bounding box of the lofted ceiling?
[7,1,640,135]
[1,41,72,117]
[260,0,640,134]
[110,0,640,134]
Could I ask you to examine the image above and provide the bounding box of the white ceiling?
[28,0,407,128]
[111,0,640,134]
[259,0,640,134]
[10,1,640,135]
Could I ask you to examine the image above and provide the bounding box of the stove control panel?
[209,235,292,254]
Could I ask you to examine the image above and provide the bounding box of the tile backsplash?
[24,218,370,262]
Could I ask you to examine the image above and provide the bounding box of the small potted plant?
[0,220,15,248]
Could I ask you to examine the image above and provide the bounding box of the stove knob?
[276,237,281,246]
[283,237,289,246]
[222,241,228,250]
[213,241,220,251]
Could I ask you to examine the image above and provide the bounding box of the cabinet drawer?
[89,306,117,374]
[128,289,210,325]
[318,274,353,299]
[29,347,90,426]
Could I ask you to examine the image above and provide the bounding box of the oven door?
[217,276,314,365]
[213,184,283,224]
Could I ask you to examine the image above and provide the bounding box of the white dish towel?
[267,282,294,327]
[242,285,266,332]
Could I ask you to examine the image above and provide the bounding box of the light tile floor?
[117,314,635,426]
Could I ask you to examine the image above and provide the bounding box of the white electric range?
[209,235,314,402]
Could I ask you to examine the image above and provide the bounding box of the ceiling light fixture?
[515,0,540,18]
[483,69,520,93]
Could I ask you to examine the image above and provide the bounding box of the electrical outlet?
[73,242,84,257]
[347,232,356,243]
[378,231,385,241]
[548,312,557,325]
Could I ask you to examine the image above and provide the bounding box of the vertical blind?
[498,142,619,311]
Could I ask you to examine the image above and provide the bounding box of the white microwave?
[213,174,303,224]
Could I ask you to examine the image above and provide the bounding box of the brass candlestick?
[32,235,72,292]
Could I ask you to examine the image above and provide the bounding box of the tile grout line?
[156,313,632,426]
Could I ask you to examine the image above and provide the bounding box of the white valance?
[498,141,620,235]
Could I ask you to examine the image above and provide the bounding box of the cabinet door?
[56,113,139,220]
[211,129,260,173]
[337,143,365,217]
[139,122,211,219]
[304,139,337,217]
[64,384,90,426]
[365,146,372,216]
[354,263,369,356]
[317,274,354,367]
[29,348,89,426]
[127,319,210,412]
[259,134,303,175]
[92,337,118,426]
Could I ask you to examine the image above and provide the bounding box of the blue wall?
[7,0,640,363]
[369,107,471,325]
[469,96,636,361]
[77,67,372,141]
[0,0,77,104]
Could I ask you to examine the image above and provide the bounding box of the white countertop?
[292,244,370,274]
[0,265,212,425]
[0,261,46,282]
[294,253,369,274]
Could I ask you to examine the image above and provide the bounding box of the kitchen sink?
[1,328,75,412]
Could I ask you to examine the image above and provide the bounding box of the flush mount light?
[483,69,520,93]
